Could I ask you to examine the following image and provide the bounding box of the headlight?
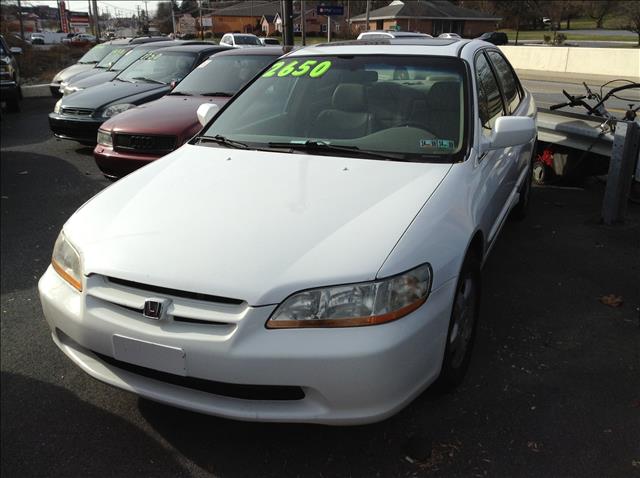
[96,129,113,146]
[101,103,136,118]
[53,99,62,114]
[51,232,83,292]
[267,263,432,328]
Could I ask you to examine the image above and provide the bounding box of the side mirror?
[10,47,22,55]
[482,116,536,152]
[170,78,181,89]
[197,103,219,126]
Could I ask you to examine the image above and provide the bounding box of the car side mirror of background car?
[9,47,22,55]
[480,116,536,153]
[197,103,220,126]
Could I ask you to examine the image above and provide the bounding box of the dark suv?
[477,32,509,45]
[0,35,21,112]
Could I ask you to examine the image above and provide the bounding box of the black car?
[476,31,509,45]
[61,40,210,96]
[49,44,231,144]
[0,35,21,112]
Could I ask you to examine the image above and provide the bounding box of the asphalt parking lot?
[1,98,639,478]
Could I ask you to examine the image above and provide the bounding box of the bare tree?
[586,0,615,29]
[618,0,640,46]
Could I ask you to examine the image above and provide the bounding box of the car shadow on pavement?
[0,372,189,478]
[0,152,107,295]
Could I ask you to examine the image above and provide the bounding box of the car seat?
[311,84,373,139]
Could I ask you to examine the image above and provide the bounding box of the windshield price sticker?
[263,60,332,78]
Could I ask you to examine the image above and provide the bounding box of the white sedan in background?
[219,33,263,48]
[39,38,536,425]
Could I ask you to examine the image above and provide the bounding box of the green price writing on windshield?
[263,60,332,78]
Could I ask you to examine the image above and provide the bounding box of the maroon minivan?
[94,47,288,179]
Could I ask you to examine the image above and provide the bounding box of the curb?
[21,84,52,98]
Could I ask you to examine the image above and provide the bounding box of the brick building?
[349,0,500,38]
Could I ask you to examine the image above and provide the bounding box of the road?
[1,98,639,478]
[520,75,640,116]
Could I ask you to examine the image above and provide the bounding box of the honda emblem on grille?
[143,298,170,320]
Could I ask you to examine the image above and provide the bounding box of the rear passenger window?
[487,51,521,114]
[475,53,504,135]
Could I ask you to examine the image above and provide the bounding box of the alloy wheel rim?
[449,275,476,369]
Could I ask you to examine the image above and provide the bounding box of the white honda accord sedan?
[39,39,536,425]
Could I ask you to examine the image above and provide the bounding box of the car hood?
[59,80,170,110]
[65,67,105,85]
[102,95,231,141]
[72,71,118,89]
[53,63,95,83]
[65,145,451,305]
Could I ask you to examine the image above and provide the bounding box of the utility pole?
[300,0,306,46]
[92,0,100,39]
[365,0,370,31]
[171,4,176,36]
[137,5,141,34]
[88,0,93,35]
[327,15,330,42]
[199,0,204,39]
[16,0,25,40]
[282,0,293,47]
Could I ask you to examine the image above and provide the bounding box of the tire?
[510,162,533,221]
[437,252,481,390]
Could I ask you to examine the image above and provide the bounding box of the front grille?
[85,275,246,327]
[107,277,243,305]
[61,107,94,116]
[114,133,177,154]
[94,351,306,400]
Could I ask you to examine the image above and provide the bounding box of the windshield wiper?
[201,92,233,97]
[169,91,192,96]
[195,135,250,149]
[267,140,407,161]
[131,76,166,85]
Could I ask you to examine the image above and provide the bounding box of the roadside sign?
[317,5,344,16]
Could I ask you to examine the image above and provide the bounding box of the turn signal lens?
[51,232,83,291]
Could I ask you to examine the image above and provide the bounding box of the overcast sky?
[20,1,162,16]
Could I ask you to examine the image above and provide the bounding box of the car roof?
[289,38,476,57]
[360,30,431,37]
[153,44,230,54]
[212,46,291,57]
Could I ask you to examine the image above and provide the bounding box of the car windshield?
[96,47,130,69]
[78,43,119,64]
[109,47,150,71]
[201,55,467,162]
[234,35,261,45]
[117,50,196,84]
[172,54,277,96]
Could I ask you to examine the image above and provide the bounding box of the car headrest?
[332,84,367,112]
[427,81,460,109]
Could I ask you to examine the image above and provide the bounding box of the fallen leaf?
[527,441,543,453]
[599,294,623,308]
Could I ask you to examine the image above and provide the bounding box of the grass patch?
[501,30,637,43]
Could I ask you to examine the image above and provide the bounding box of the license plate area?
[112,335,186,376]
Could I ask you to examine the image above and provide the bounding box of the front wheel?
[437,252,481,390]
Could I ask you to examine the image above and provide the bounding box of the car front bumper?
[0,80,20,100]
[93,144,163,179]
[39,266,456,425]
[49,112,103,144]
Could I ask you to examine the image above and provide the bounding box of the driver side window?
[475,52,504,137]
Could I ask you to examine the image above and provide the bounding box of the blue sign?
[317,5,344,16]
